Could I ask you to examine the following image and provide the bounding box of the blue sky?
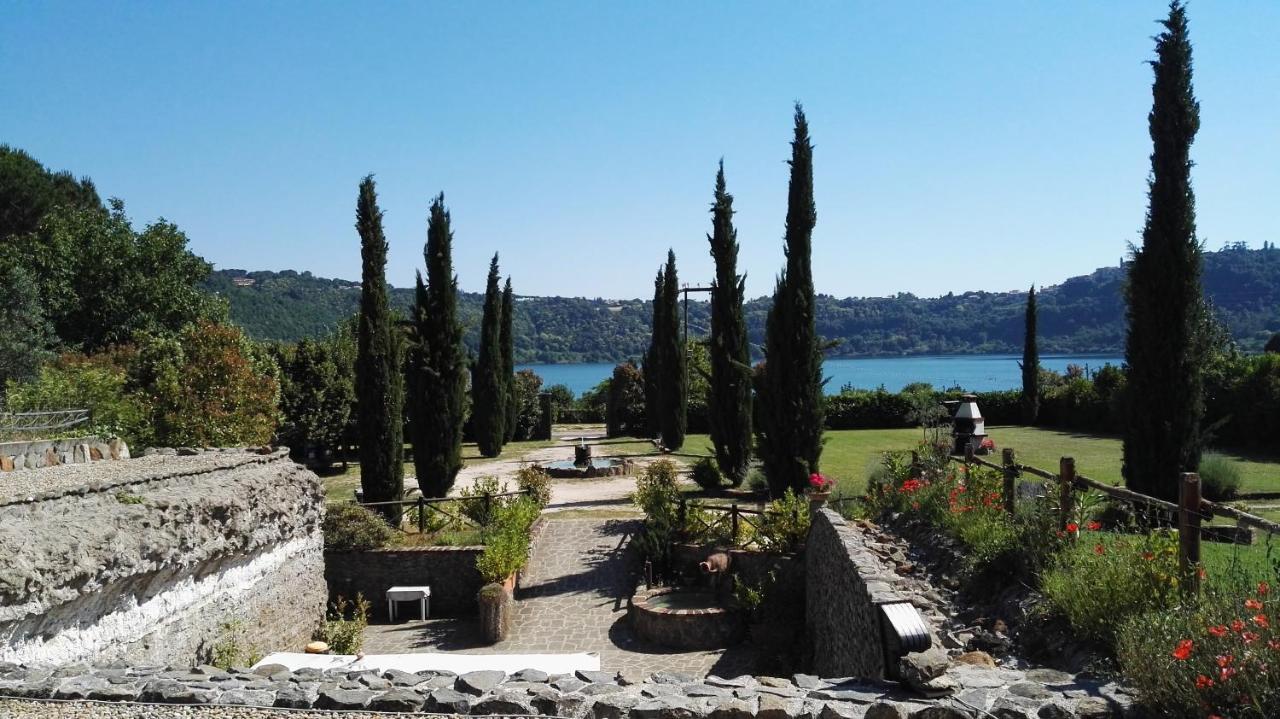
[4,1,1277,299]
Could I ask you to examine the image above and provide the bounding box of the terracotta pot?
[806,489,831,510]
[502,573,517,593]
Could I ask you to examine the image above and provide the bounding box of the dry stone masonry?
[0,436,129,473]
[0,448,324,667]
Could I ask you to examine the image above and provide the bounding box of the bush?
[634,459,683,577]
[475,496,541,583]
[460,475,507,527]
[515,465,552,507]
[1040,530,1181,649]
[3,353,146,443]
[317,594,369,654]
[747,468,768,494]
[209,619,261,669]
[691,457,725,491]
[758,489,810,553]
[1199,452,1242,501]
[323,503,392,550]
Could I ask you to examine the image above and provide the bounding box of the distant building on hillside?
[231,277,256,287]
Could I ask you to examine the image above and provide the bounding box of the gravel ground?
[0,698,484,718]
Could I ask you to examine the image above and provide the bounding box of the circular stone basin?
[630,588,744,650]
[540,458,629,479]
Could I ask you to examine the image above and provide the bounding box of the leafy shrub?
[516,465,552,507]
[475,496,541,583]
[1041,530,1181,649]
[209,619,261,670]
[1198,452,1242,502]
[634,460,683,576]
[1117,580,1280,717]
[4,353,146,443]
[747,468,768,494]
[323,503,392,550]
[460,475,508,527]
[758,489,810,553]
[317,594,369,654]
[691,457,725,491]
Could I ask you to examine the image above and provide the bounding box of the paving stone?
[758,693,812,719]
[533,687,588,717]
[514,668,551,683]
[592,692,642,719]
[631,696,698,719]
[53,676,109,699]
[273,684,318,708]
[1023,669,1073,686]
[1072,696,1116,719]
[652,671,700,685]
[1007,683,1052,700]
[793,674,826,690]
[252,664,289,677]
[1036,705,1072,719]
[457,670,507,696]
[908,707,970,719]
[382,669,427,687]
[358,675,392,690]
[707,676,756,690]
[819,702,864,719]
[553,678,588,693]
[579,670,619,684]
[369,688,427,712]
[292,667,324,681]
[582,683,626,696]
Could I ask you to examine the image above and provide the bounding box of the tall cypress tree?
[1020,286,1040,425]
[408,194,468,497]
[1123,1,1205,503]
[354,176,403,515]
[658,250,687,450]
[707,161,752,486]
[643,267,664,439]
[757,104,824,497]
[500,278,517,444]
[473,254,506,457]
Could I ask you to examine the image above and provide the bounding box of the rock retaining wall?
[0,448,325,667]
[0,436,128,472]
[0,663,1138,718]
[325,546,486,618]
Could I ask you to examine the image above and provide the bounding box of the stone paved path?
[363,517,755,677]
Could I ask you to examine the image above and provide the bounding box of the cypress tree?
[658,250,687,450]
[473,254,506,457]
[1020,286,1040,425]
[707,160,752,486]
[354,176,404,516]
[501,278,518,444]
[643,267,664,439]
[757,104,824,496]
[408,194,468,497]
[1123,1,1205,503]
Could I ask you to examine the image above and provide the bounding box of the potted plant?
[806,472,835,509]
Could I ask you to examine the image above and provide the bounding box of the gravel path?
[0,698,508,717]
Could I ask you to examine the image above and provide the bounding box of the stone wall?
[0,448,325,667]
[325,546,486,618]
[0,436,128,472]
[805,509,910,679]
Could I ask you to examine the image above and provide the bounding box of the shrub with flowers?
[808,472,835,494]
[1118,580,1280,717]
[1040,528,1182,649]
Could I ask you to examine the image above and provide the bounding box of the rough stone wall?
[805,509,909,679]
[326,546,485,618]
[0,436,128,472]
[0,449,325,667]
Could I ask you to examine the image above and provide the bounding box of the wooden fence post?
[731,504,740,544]
[964,443,975,467]
[1002,448,1018,514]
[678,496,687,528]
[1059,457,1076,530]
[417,495,426,534]
[910,451,921,478]
[1180,472,1202,597]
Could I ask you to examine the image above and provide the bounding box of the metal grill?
[0,409,90,435]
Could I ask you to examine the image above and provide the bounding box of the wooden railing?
[934,446,1280,596]
[356,490,532,534]
[677,498,767,549]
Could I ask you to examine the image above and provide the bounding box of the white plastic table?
[386,585,431,621]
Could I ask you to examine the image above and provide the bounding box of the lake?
[517,354,1124,397]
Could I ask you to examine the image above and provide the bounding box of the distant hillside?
[208,244,1280,363]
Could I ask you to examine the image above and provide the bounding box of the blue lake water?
[517,354,1124,397]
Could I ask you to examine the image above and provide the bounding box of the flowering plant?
[808,473,835,493]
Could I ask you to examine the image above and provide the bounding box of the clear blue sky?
[4,1,1277,300]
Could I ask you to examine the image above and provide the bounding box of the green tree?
[354,176,404,513]
[757,104,824,496]
[606,361,647,438]
[500,278,517,443]
[1123,1,1205,503]
[0,263,54,395]
[276,337,353,465]
[706,161,752,485]
[1265,333,1280,354]
[643,268,664,439]
[657,250,687,450]
[509,369,544,441]
[0,145,101,242]
[473,254,507,457]
[408,194,468,497]
[1021,286,1040,425]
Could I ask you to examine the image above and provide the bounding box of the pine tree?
[500,278,517,444]
[473,254,507,457]
[643,267,664,439]
[354,176,403,515]
[1020,286,1040,425]
[757,104,824,497]
[707,161,752,486]
[658,250,687,450]
[1123,1,1205,503]
[408,194,468,497]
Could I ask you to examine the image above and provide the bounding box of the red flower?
[1217,654,1234,668]
[1232,619,1246,633]
[1195,674,1215,690]
[1254,614,1270,629]
[1242,632,1261,644]
[1093,543,1105,555]
[1208,625,1228,638]
[1246,598,1264,611]
[1142,551,1155,561]
[1087,521,1101,531]
[1267,639,1280,651]
[1172,639,1194,660]
[1220,666,1238,682]
[1066,522,1079,533]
